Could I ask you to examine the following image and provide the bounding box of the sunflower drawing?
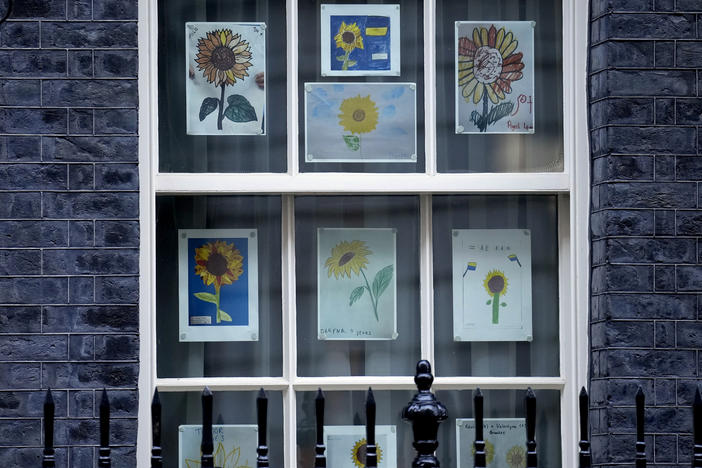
[506,445,527,468]
[325,240,393,322]
[185,443,252,468]
[350,438,383,468]
[194,240,244,323]
[338,95,379,151]
[458,25,526,132]
[483,269,508,324]
[194,28,257,130]
[334,21,364,70]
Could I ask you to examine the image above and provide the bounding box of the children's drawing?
[186,22,266,135]
[325,425,397,468]
[455,21,534,134]
[452,229,532,342]
[318,228,397,340]
[179,425,257,468]
[305,82,417,163]
[456,418,526,468]
[321,4,400,76]
[178,229,259,342]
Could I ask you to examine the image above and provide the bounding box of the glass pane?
[160,390,284,467]
[436,0,564,172]
[432,195,560,377]
[158,0,286,172]
[156,195,283,377]
[435,389,562,468]
[296,196,421,376]
[298,0,425,173]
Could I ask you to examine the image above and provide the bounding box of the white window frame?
[136,0,591,465]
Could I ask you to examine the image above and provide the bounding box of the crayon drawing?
[325,425,398,468]
[456,418,527,468]
[179,425,257,468]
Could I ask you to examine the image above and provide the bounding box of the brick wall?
[590,1,702,466]
[0,0,139,465]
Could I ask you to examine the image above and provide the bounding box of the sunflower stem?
[341,49,351,71]
[481,92,489,132]
[217,83,225,130]
[215,286,221,323]
[492,292,500,324]
[360,269,379,322]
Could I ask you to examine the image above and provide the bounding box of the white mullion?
[291,376,565,392]
[423,0,437,175]
[419,194,434,365]
[281,194,298,468]
[155,377,290,392]
[287,0,299,175]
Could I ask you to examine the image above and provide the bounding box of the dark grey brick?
[0,277,67,304]
[0,164,67,190]
[678,41,702,67]
[678,0,702,9]
[592,320,654,348]
[95,335,138,360]
[606,13,696,39]
[43,79,137,107]
[591,70,696,99]
[655,155,675,181]
[67,50,92,77]
[0,193,40,218]
[592,265,653,292]
[655,320,676,348]
[0,136,40,162]
[676,98,702,124]
[42,305,138,333]
[0,80,40,105]
[101,389,137,417]
[655,0,675,10]
[68,390,93,417]
[0,420,40,445]
[590,41,654,71]
[655,40,675,67]
[0,108,66,134]
[94,109,137,134]
[593,155,653,181]
[677,156,702,180]
[654,97,675,124]
[603,349,697,377]
[654,210,675,235]
[0,448,42,465]
[95,276,138,303]
[591,99,654,127]
[68,276,93,304]
[655,378,677,405]
[95,164,138,190]
[595,238,696,263]
[0,306,40,333]
[93,0,137,19]
[676,210,702,235]
[43,192,138,219]
[42,249,139,275]
[0,363,40,388]
[655,265,676,291]
[677,266,702,291]
[591,209,654,238]
[596,126,697,155]
[0,22,39,47]
[41,22,137,48]
[677,321,702,347]
[0,221,68,247]
[67,0,92,19]
[590,378,654,406]
[598,182,697,208]
[0,390,67,417]
[68,335,93,360]
[69,220,94,247]
[0,335,67,361]
[95,221,138,247]
[0,250,41,275]
[68,164,94,190]
[94,50,137,77]
[10,0,64,18]
[0,50,66,77]
[42,362,138,388]
[69,109,93,135]
[42,136,138,162]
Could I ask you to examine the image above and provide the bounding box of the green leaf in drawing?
[346,60,357,67]
[218,309,232,322]
[199,97,219,121]
[343,134,360,151]
[223,94,257,123]
[336,55,347,62]
[372,265,393,299]
[194,292,218,304]
[349,286,365,306]
[486,102,514,126]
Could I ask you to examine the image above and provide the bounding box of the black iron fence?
[39,360,702,467]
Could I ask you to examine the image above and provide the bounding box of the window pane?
[156,195,283,377]
[296,196,421,376]
[436,0,564,172]
[298,0,425,173]
[160,390,284,467]
[158,0,287,172]
[432,195,560,377]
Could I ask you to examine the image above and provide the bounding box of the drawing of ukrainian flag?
[462,262,477,277]
[508,254,522,267]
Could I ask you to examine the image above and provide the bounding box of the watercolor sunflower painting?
[317,228,397,340]
[178,229,259,342]
[186,22,266,135]
[455,21,534,134]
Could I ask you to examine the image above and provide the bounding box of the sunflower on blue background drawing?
[334,21,364,70]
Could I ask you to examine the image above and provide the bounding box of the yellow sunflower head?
[334,21,364,53]
[457,24,525,104]
[338,95,379,135]
[471,439,495,464]
[325,240,372,279]
[506,444,527,468]
[350,438,383,468]
[483,270,508,297]
[195,29,253,87]
[194,240,244,289]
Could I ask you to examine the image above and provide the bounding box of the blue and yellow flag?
[508,254,522,267]
[462,262,477,277]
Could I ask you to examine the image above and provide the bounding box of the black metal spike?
[151,389,162,468]
[99,389,111,467]
[42,389,55,468]
[366,388,377,468]
[257,388,269,468]
[579,387,591,468]
[474,388,486,468]
[525,388,537,468]
[201,387,214,468]
[315,388,326,467]
[693,387,702,467]
[635,387,646,468]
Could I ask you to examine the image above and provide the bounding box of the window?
[138,0,590,465]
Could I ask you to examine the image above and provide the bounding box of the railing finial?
[635,386,646,468]
[473,388,486,468]
[525,388,537,468]
[201,387,214,468]
[315,388,326,467]
[257,388,269,467]
[42,388,55,468]
[578,387,591,468]
[366,388,377,468]
[99,388,111,467]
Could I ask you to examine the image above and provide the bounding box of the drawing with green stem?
[324,240,393,322]
[484,269,508,324]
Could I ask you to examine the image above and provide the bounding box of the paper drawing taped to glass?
[305,82,417,163]
[324,425,398,468]
[178,424,257,468]
[456,418,526,468]
[455,21,535,134]
[320,4,401,76]
[186,22,266,135]
[317,228,397,340]
[178,229,258,342]
[452,229,532,342]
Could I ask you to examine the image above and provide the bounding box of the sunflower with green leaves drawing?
[484,269,508,324]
